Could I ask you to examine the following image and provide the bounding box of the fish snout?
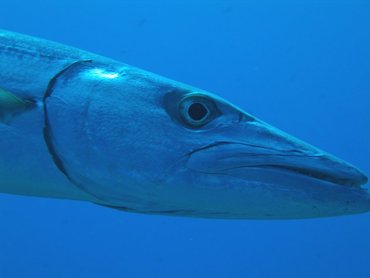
[297,153,368,187]
[187,121,368,188]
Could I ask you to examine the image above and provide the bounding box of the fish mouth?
[250,164,367,187]
[187,141,368,188]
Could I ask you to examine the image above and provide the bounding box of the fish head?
[46,62,369,218]
[159,87,369,218]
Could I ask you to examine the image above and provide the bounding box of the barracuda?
[0,29,368,219]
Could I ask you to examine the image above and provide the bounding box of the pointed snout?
[188,120,368,188]
[296,152,368,187]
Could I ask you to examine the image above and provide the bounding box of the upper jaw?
[250,161,368,187]
[187,141,368,188]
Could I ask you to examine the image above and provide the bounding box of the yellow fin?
[0,88,35,124]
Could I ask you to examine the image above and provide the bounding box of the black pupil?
[188,102,208,121]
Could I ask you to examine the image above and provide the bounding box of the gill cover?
[44,61,157,207]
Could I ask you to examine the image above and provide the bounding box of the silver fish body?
[0,29,368,219]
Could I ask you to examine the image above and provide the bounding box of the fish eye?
[188,102,208,121]
[179,95,215,127]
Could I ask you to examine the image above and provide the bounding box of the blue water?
[1,1,369,277]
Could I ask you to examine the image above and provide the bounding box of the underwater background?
[0,0,369,277]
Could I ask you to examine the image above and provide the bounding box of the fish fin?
[0,88,37,124]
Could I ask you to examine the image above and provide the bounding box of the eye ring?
[179,94,214,127]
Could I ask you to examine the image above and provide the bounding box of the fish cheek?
[44,61,193,208]
[43,62,158,205]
